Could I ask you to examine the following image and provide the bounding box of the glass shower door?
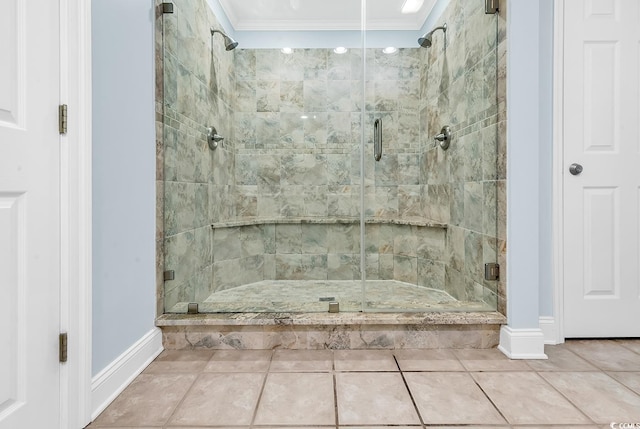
[361,0,501,312]
[160,0,367,313]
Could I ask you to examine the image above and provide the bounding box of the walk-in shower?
[156,0,506,317]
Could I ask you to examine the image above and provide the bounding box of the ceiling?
[218,0,436,31]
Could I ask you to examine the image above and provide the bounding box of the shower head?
[211,28,239,51]
[418,23,447,48]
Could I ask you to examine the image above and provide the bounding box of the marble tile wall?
[233,47,423,220]
[418,0,506,311]
[158,0,237,310]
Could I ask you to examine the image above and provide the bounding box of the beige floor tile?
[394,349,465,371]
[143,350,214,373]
[564,340,640,371]
[92,373,196,426]
[526,345,599,372]
[454,348,532,371]
[203,349,272,372]
[427,427,511,429]
[540,371,640,424]
[334,349,398,371]
[342,427,422,429]
[608,371,640,394]
[86,427,166,429]
[169,373,265,426]
[336,372,421,425]
[254,372,335,425]
[405,372,505,425]
[270,349,333,372]
[512,426,600,429]
[616,339,640,355]
[472,372,592,425]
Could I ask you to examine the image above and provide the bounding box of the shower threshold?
[166,280,495,313]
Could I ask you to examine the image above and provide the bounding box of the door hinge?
[59,332,68,363]
[485,0,499,14]
[59,104,68,134]
[484,263,500,281]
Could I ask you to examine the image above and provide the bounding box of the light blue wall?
[538,0,555,317]
[92,0,157,376]
[506,0,555,329]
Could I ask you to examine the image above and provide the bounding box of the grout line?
[468,372,511,425]
[162,369,203,427]
[523,370,596,425]
[333,371,339,428]
[248,350,275,428]
[393,355,426,427]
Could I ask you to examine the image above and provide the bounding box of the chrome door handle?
[374,118,382,161]
[569,163,583,175]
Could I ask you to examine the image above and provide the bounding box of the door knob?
[569,163,583,175]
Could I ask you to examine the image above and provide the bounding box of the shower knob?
[569,163,583,176]
[206,126,224,150]
[434,125,452,150]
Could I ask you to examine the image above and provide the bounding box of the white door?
[0,0,61,427]
[563,0,640,337]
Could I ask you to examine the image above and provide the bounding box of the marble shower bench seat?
[210,216,448,229]
[156,311,506,350]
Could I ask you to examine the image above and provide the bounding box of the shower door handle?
[374,118,382,161]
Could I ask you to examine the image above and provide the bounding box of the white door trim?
[551,0,566,345]
[59,0,93,427]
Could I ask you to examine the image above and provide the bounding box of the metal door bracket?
[485,0,499,14]
[59,333,68,363]
[59,104,68,134]
[484,263,500,281]
[162,3,174,14]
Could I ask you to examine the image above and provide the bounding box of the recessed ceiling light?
[401,0,424,14]
[382,47,398,54]
[281,47,294,54]
[333,47,348,54]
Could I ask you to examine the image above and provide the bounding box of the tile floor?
[88,339,640,428]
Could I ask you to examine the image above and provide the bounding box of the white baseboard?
[498,326,548,359]
[539,316,562,345]
[91,327,164,420]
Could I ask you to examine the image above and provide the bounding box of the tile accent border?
[91,328,164,420]
[210,216,447,229]
[497,326,547,360]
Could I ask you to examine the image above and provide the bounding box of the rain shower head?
[418,23,447,48]
[211,28,239,51]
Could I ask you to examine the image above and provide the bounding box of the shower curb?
[156,312,505,350]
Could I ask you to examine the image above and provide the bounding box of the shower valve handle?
[434,125,452,150]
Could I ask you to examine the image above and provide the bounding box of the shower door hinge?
[485,0,499,14]
[484,263,500,281]
[59,104,68,135]
[59,332,68,363]
[161,2,174,14]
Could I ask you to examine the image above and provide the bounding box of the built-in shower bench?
[156,311,506,350]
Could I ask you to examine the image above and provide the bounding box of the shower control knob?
[569,163,583,176]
